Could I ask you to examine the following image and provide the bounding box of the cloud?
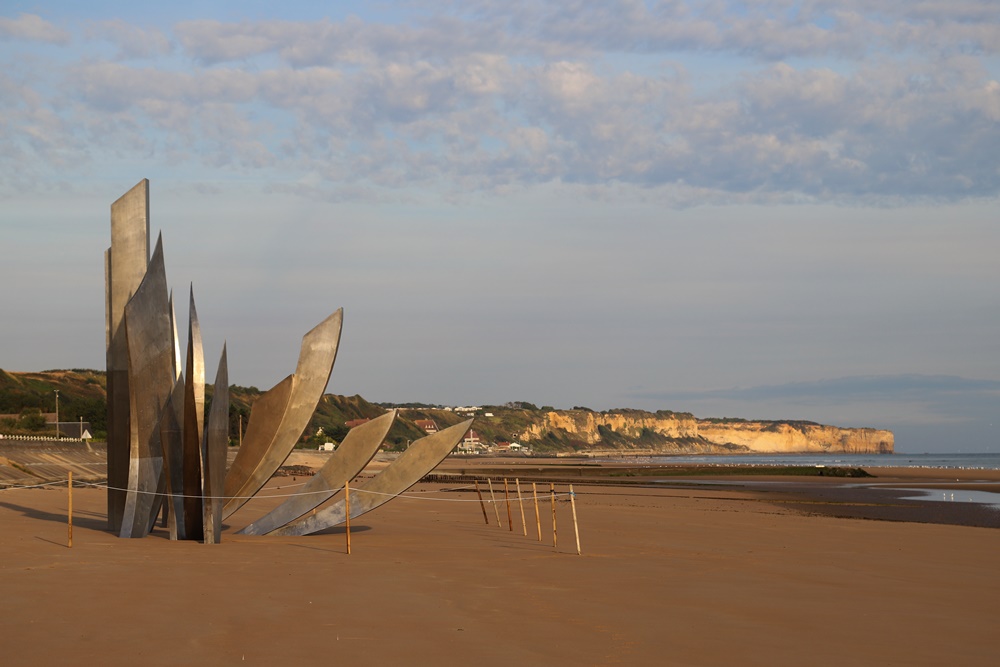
[629,375,1000,425]
[3,6,1000,202]
[86,19,172,59]
[0,13,70,45]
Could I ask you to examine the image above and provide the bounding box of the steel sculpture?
[237,410,398,535]
[105,179,466,543]
[270,419,473,537]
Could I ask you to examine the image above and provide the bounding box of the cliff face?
[696,421,893,454]
[519,411,893,454]
[521,410,700,443]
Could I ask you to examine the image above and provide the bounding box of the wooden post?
[474,480,489,524]
[344,481,352,555]
[503,478,513,531]
[550,482,557,550]
[569,484,581,555]
[515,478,527,536]
[487,478,502,527]
[67,471,73,549]
[532,482,541,541]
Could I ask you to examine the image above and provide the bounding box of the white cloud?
[2,5,999,202]
[87,19,172,59]
[0,13,70,45]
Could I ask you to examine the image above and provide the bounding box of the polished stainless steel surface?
[106,179,149,532]
[222,309,343,519]
[238,410,397,536]
[202,345,228,544]
[120,235,174,538]
[183,286,205,537]
[271,418,472,536]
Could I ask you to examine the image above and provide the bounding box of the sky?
[1,1,998,453]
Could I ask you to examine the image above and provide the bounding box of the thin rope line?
[3,478,575,503]
[0,480,69,490]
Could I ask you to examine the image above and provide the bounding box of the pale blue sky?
[2,2,998,452]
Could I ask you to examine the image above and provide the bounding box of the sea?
[594,452,1000,508]
[597,452,1000,470]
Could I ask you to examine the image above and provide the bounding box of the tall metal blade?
[120,233,173,538]
[238,410,397,535]
[202,345,229,544]
[183,285,205,537]
[271,418,473,536]
[107,178,149,532]
[222,309,343,519]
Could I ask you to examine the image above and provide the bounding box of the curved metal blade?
[270,418,473,536]
[238,410,397,535]
[120,234,173,538]
[222,309,344,519]
[224,374,293,505]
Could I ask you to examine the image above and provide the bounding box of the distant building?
[462,429,481,448]
[415,419,438,434]
[0,413,94,439]
[345,418,371,429]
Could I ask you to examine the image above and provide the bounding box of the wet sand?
[1,464,999,666]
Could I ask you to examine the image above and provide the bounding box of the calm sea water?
[598,452,1000,470]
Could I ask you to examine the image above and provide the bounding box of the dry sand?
[2,465,999,666]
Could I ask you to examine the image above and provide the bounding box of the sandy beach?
[2,461,999,666]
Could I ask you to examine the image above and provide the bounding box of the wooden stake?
[67,471,73,549]
[532,482,541,541]
[550,482,557,550]
[569,484,581,555]
[503,478,513,531]
[487,478,502,527]
[474,480,489,524]
[515,478,527,536]
[344,481,352,554]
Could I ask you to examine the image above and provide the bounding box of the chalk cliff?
[518,410,893,454]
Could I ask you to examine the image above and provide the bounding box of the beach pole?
[550,482,557,550]
[487,478,502,527]
[503,478,513,531]
[474,480,489,524]
[345,481,352,554]
[515,478,527,536]
[569,484,581,555]
[532,482,541,541]
[67,471,73,549]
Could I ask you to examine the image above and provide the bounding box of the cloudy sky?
[2,2,998,452]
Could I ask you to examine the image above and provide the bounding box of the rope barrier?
[2,477,575,503]
[4,474,583,555]
[0,479,74,490]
